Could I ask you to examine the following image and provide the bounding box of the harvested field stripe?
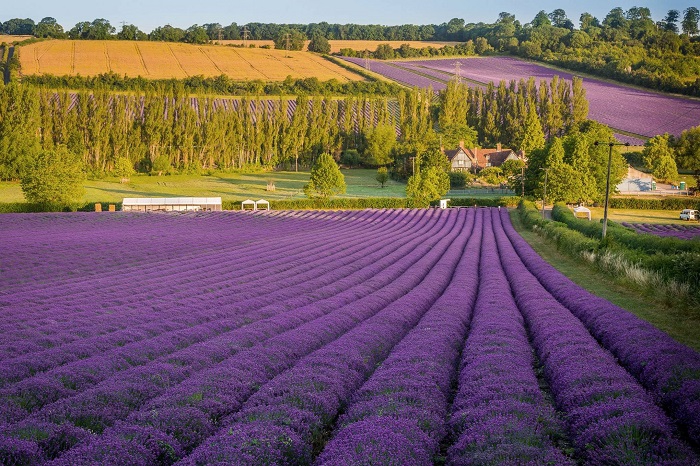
[33,45,40,74]
[231,48,269,80]
[133,43,149,76]
[104,42,111,73]
[70,41,75,75]
[199,47,224,75]
[167,43,188,77]
[312,56,352,82]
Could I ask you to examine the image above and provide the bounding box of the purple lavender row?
[0,209,384,362]
[621,222,700,240]
[176,209,470,465]
[493,210,697,464]
[1,209,369,307]
[0,209,362,297]
[1,208,448,462]
[0,209,440,428]
[446,209,573,465]
[0,211,304,290]
[341,57,446,91]
[314,209,482,465]
[0,210,429,393]
[0,209,398,348]
[0,209,404,362]
[500,209,700,447]
[39,210,464,464]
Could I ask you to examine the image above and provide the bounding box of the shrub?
[20,146,85,207]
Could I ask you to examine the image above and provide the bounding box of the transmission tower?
[452,61,462,83]
[363,52,370,71]
[285,33,292,56]
[242,25,250,47]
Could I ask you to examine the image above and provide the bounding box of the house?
[444,141,525,172]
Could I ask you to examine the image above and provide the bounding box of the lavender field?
[348,56,700,141]
[1,208,699,465]
[623,222,700,240]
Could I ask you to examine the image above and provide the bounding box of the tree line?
[2,76,697,207]
[0,76,582,177]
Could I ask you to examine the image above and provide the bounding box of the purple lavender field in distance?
[346,55,700,141]
[0,209,699,465]
[622,222,700,240]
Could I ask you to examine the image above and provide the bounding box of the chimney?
[459,140,465,150]
[497,143,502,151]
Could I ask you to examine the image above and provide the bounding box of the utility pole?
[540,167,549,220]
[521,165,525,197]
[594,141,630,239]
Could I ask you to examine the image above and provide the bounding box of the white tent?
[241,199,256,211]
[256,199,270,211]
[122,197,222,212]
[573,206,591,221]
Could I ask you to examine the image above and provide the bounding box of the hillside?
[213,39,461,53]
[17,40,366,81]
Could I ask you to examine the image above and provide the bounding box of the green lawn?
[587,207,693,225]
[509,209,700,351]
[0,169,409,204]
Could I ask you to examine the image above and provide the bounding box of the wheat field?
[215,39,460,53]
[18,40,365,81]
[0,35,32,43]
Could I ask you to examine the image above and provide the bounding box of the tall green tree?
[676,126,700,187]
[406,166,449,207]
[303,152,346,198]
[642,134,675,171]
[363,123,396,166]
[20,145,85,206]
[682,7,700,36]
[0,84,41,180]
[308,33,331,54]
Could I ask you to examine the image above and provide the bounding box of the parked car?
[679,209,699,220]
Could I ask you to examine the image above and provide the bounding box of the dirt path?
[4,46,13,84]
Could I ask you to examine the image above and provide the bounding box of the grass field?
[588,206,695,224]
[214,40,461,53]
[18,40,365,81]
[509,209,700,351]
[0,169,408,203]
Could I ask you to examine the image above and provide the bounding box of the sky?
[2,0,693,33]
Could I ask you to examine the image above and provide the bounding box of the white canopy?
[122,197,222,211]
[573,206,591,221]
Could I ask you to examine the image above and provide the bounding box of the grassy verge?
[509,209,700,352]
[0,169,513,205]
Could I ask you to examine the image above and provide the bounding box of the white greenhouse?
[121,197,222,212]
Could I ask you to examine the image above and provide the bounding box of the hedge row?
[519,200,700,297]
[0,196,517,213]
[609,197,700,211]
[551,203,700,255]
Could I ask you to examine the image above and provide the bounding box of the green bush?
[223,197,408,211]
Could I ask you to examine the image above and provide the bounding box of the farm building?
[444,141,525,172]
[122,197,222,212]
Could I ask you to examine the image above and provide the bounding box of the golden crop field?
[18,40,364,81]
[215,39,461,53]
[0,35,32,43]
